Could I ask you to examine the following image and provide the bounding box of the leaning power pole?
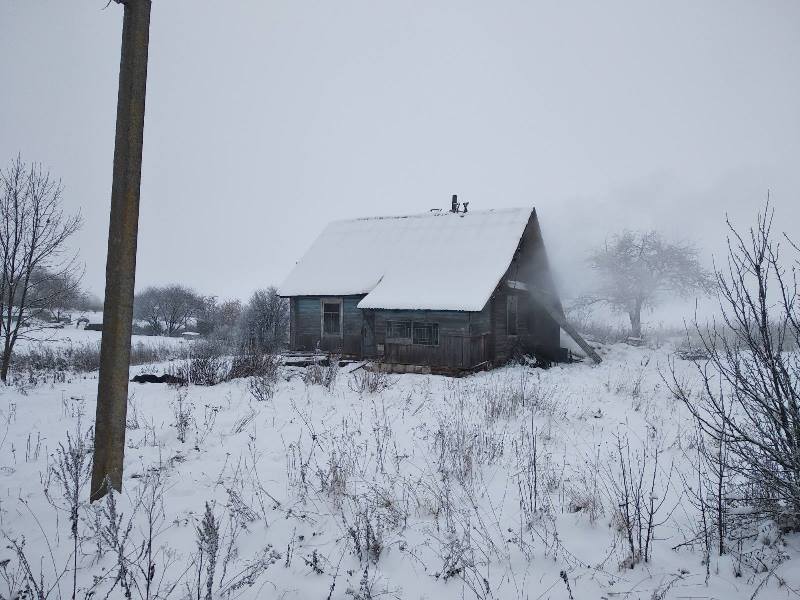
[91,0,152,502]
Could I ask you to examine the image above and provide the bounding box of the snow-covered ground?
[0,339,797,599]
[14,312,188,354]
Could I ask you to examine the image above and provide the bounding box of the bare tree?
[584,230,713,338]
[34,267,83,321]
[0,156,82,381]
[667,202,800,529]
[197,297,242,339]
[239,287,288,352]
[134,284,205,336]
[74,290,104,313]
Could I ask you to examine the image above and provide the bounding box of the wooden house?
[278,200,599,372]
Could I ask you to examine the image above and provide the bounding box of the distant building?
[279,200,595,372]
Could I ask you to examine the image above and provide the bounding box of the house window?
[322,300,342,336]
[412,323,439,346]
[386,320,412,343]
[507,295,518,335]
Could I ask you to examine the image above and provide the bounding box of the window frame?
[385,320,412,344]
[384,319,440,346]
[412,322,440,346]
[320,298,343,337]
[507,294,519,336]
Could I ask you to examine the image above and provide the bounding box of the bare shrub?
[172,340,229,386]
[478,370,561,424]
[195,502,220,600]
[317,449,349,509]
[126,392,141,430]
[480,371,530,423]
[129,340,180,365]
[227,348,279,380]
[244,354,281,402]
[566,309,630,344]
[91,470,187,600]
[433,391,505,486]
[348,368,394,395]
[3,445,277,600]
[10,340,176,386]
[2,535,58,600]
[169,342,283,389]
[513,420,544,527]
[49,422,92,598]
[673,426,732,582]
[171,390,194,443]
[230,406,257,434]
[344,498,385,565]
[667,204,800,531]
[303,355,339,390]
[566,445,605,525]
[249,374,276,403]
[607,435,674,568]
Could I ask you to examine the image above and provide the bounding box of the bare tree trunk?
[0,348,9,382]
[628,298,643,338]
[1,330,11,381]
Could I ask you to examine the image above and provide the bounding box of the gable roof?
[278,207,535,311]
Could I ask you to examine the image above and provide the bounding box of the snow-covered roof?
[278,207,534,311]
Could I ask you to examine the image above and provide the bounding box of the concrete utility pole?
[91,0,152,502]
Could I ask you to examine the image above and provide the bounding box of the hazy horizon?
[2,1,799,307]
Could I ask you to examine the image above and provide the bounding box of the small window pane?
[412,323,439,346]
[507,295,518,335]
[386,320,411,342]
[323,302,341,335]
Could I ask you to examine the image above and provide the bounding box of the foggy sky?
[2,1,799,305]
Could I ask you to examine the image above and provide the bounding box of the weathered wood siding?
[286,209,564,367]
[289,295,365,355]
[487,209,562,363]
[469,304,492,336]
[375,309,490,369]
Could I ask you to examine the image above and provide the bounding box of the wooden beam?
[528,289,603,364]
[91,0,151,502]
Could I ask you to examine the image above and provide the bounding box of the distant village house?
[279,197,599,372]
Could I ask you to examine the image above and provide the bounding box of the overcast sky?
[1,1,799,304]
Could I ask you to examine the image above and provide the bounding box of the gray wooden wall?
[373,309,489,369]
[488,209,562,362]
[290,295,364,354]
[286,210,564,366]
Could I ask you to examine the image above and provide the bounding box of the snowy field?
[14,312,188,353]
[1,339,798,599]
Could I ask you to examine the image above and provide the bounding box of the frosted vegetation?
[0,331,798,599]
[0,196,797,598]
